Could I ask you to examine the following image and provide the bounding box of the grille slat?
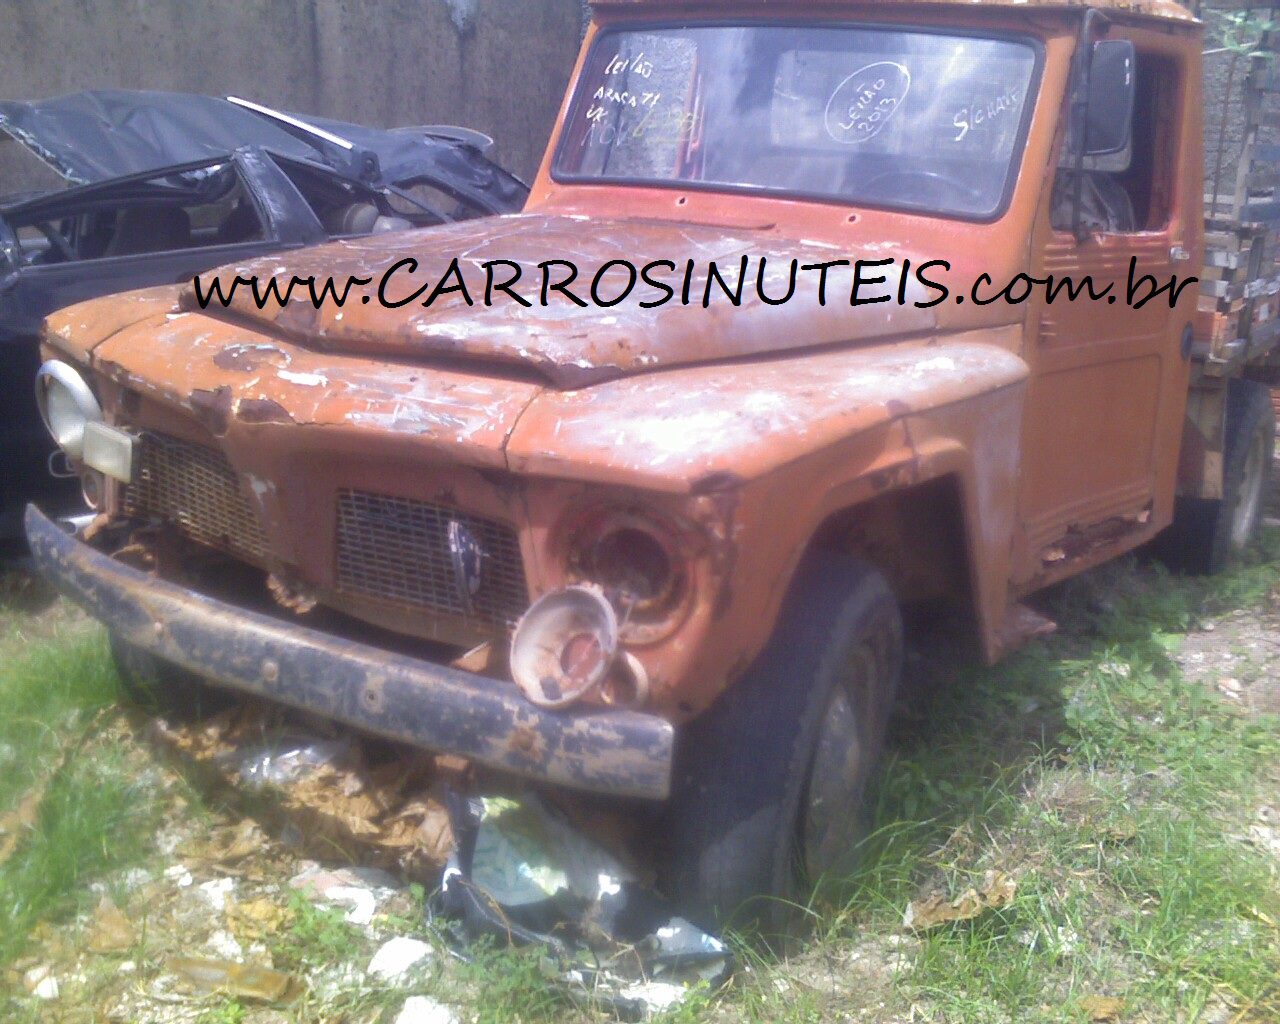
[122,433,528,630]
[336,489,528,626]
[124,433,268,563]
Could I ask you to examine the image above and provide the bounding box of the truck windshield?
[554,25,1039,220]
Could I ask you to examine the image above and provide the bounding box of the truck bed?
[1196,23,1280,382]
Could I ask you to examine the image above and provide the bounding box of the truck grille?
[123,433,268,563]
[335,489,528,627]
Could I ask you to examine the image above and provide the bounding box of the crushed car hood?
[186,213,939,388]
[0,90,525,207]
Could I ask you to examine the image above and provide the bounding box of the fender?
[509,329,1029,711]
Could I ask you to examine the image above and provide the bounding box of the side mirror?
[1085,40,1136,157]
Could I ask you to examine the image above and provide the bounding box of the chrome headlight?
[35,360,103,461]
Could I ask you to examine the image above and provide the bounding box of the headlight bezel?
[34,359,103,461]
[510,584,619,709]
[561,503,695,645]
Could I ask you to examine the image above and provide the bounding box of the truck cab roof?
[588,0,1197,27]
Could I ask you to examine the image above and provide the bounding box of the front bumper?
[25,505,674,799]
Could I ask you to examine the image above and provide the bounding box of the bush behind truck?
[23,0,1280,935]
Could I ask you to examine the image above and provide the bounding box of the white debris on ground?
[22,964,59,1000]
[1244,805,1280,861]
[2,790,436,1020]
[289,862,401,926]
[614,981,688,1014]
[198,876,236,911]
[368,936,434,982]
[205,928,245,960]
[3,705,729,1022]
[1176,605,1280,716]
[395,995,461,1024]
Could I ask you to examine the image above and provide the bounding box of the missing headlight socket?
[564,506,692,644]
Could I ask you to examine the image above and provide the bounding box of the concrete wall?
[0,0,585,185]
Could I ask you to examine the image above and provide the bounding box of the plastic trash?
[23,965,59,1000]
[428,788,731,1020]
[167,955,300,1003]
[289,863,400,928]
[227,734,354,788]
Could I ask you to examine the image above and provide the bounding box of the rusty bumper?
[25,505,674,799]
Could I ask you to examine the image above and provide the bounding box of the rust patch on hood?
[212,343,292,373]
[190,386,234,437]
[237,397,295,425]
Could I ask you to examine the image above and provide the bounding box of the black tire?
[660,552,903,940]
[1158,379,1275,574]
[109,631,233,720]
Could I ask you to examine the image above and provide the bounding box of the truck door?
[1017,35,1198,583]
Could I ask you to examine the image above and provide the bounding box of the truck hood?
[186,213,938,388]
[45,285,1023,491]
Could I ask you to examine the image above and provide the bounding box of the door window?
[1051,51,1179,234]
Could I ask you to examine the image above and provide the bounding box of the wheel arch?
[802,472,985,656]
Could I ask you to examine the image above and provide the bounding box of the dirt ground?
[1175,592,1280,718]
[1171,468,1280,721]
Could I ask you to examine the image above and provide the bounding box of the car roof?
[0,91,337,185]
[0,90,521,192]
[0,90,529,217]
[587,0,1197,26]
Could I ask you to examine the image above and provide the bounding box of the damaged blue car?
[0,89,527,540]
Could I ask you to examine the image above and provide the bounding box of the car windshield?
[554,25,1039,219]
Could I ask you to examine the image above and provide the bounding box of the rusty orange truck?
[24,0,1279,930]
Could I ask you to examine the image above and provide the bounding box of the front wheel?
[660,552,903,940]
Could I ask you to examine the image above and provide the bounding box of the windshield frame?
[551,19,1047,224]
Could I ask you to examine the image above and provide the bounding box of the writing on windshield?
[556,25,1039,219]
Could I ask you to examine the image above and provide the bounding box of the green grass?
[0,625,165,968]
[715,537,1280,1023]
[196,1000,249,1024]
[272,891,368,972]
[453,941,578,1024]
